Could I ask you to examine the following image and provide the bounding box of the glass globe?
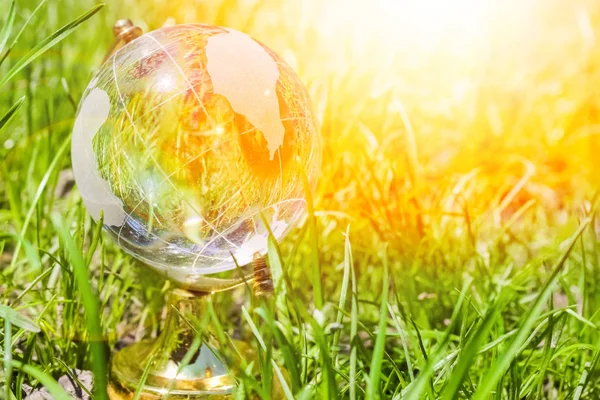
[72,24,320,289]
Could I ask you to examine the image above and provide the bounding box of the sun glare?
[379,0,491,35]
[317,0,492,44]
[309,0,499,81]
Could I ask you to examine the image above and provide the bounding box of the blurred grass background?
[1,0,600,398]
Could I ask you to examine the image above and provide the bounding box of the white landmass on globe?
[72,88,126,226]
[205,29,284,160]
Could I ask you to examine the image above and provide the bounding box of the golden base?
[108,290,246,399]
[109,339,237,399]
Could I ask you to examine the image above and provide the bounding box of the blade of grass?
[241,306,293,400]
[0,233,42,272]
[5,319,12,399]
[254,306,301,392]
[565,308,599,330]
[0,0,16,57]
[332,226,352,366]
[573,351,599,400]
[366,247,389,399]
[0,305,40,333]
[531,311,559,398]
[53,357,96,400]
[51,214,108,400]
[260,212,292,335]
[0,0,49,65]
[472,216,592,399]
[441,304,499,400]
[0,3,105,88]
[349,235,358,400]
[408,317,436,398]
[0,96,25,132]
[387,303,414,383]
[8,135,69,274]
[15,328,37,400]
[303,171,323,309]
[85,213,104,268]
[403,279,472,399]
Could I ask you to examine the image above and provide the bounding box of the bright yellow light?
[379,0,491,35]
[311,0,495,76]
[373,0,493,63]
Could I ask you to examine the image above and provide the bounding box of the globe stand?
[108,289,243,399]
[108,251,276,399]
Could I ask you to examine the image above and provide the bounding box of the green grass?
[1,0,600,398]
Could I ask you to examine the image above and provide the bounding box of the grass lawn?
[1,0,600,398]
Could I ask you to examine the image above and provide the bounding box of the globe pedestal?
[108,289,247,399]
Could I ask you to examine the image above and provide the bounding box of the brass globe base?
[108,339,239,399]
[108,290,249,399]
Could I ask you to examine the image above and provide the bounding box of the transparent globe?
[72,24,320,290]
